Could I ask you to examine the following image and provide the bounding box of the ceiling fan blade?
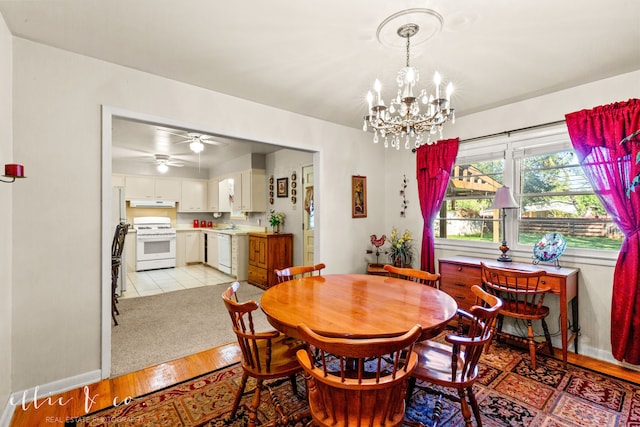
[201,137,226,146]
[157,129,190,139]
[167,162,184,167]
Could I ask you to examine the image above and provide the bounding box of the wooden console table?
[438,256,579,367]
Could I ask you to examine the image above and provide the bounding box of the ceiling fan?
[153,154,184,173]
[158,129,226,153]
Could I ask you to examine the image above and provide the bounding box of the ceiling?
[1,0,639,170]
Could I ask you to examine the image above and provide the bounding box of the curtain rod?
[411,119,567,153]
[459,119,567,143]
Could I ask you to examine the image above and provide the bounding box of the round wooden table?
[260,274,458,341]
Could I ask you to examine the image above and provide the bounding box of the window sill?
[434,239,619,268]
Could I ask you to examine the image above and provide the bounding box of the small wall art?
[277,177,288,197]
[352,175,367,218]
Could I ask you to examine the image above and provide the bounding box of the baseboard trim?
[1,369,101,426]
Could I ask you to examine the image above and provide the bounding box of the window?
[436,128,623,253]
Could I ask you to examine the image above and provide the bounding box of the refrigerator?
[112,186,127,294]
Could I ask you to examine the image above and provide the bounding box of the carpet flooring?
[111,282,268,376]
[82,338,640,426]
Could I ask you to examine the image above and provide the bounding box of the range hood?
[129,199,176,208]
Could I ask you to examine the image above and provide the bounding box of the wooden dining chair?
[221,283,306,427]
[406,285,502,427]
[296,323,422,427]
[111,222,129,325]
[480,262,553,370]
[275,263,326,283]
[383,264,439,288]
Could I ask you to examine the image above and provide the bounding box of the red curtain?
[565,99,640,364]
[416,138,459,274]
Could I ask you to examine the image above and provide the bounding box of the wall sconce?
[491,186,518,262]
[1,164,27,183]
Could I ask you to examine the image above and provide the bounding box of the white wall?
[0,12,13,421]
[387,70,640,365]
[9,37,383,392]
[265,149,314,266]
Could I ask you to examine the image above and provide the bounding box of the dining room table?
[260,273,458,341]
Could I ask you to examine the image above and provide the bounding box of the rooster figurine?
[370,234,386,264]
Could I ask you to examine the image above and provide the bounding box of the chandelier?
[363,15,455,150]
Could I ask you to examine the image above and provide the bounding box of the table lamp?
[491,186,519,262]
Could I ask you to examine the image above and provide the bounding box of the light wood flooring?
[9,342,640,426]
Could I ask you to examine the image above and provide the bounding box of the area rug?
[68,340,640,426]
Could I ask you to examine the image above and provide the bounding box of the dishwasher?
[218,233,232,274]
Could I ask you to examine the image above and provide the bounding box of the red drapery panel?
[565,98,640,364]
[416,138,459,274]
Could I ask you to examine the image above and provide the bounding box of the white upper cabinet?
[208,177,220,212]
[179,179,208,212]
[218,178,233,212]
[125,176,181,201]
[239,169,266,212]
[155,178,181,200]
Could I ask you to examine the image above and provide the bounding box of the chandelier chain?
[405,34,411,68]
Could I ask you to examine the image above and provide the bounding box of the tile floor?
[120,264,236,299]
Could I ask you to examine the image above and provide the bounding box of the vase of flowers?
[269,210,285,233]
[388,227,413,267]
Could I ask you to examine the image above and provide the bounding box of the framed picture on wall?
[277,177,288,197]
[352,175,367,218]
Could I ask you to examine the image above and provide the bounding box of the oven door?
[136,233,176,264]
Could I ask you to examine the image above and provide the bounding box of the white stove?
[133,217,177,271]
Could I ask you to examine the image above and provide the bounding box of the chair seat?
[499,302,550,320]
[243,334,305,378]
[412,340,475,388]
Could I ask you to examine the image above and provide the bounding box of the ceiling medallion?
[364,9,455,150]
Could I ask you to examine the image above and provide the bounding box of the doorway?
[302,164,314,265]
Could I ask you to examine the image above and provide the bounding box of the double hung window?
[435,128,623,254]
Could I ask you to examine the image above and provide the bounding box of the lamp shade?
[491,186,518,209]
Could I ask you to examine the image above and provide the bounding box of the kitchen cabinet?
[217,170,266,213]
[206,231,219,268]
[184,231,203,263]
[208,177,220,212]
[231,234,248,281]
[238,169,267,212]
[218,179,233,212]
[179,179,208,212]
[125,231,136,272]
[248,233,293,289]
[125,176,181,201]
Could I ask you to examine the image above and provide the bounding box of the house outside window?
[435,127,623,255]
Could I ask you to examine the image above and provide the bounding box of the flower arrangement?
[269,210,285,229]
[388,227,413,267]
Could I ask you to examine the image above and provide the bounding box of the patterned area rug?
[66,341,640,426]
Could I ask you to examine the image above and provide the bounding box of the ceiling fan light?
[157,163,169,173]
[190,140,204,153]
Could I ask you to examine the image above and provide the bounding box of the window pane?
[518,150,623,250]
[437,159,504,241]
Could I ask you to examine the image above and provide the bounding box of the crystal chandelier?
[363,21,455,150]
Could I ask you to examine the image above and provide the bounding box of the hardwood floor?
[8,342,640,426]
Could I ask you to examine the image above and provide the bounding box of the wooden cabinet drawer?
[439,262,480,279]
[540,275,562,293]
[248,265,268,289]
[439,279,478,310]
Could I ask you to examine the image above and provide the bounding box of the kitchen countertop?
[175,225,266,235]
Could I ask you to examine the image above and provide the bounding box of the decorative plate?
[533,232,567,262]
